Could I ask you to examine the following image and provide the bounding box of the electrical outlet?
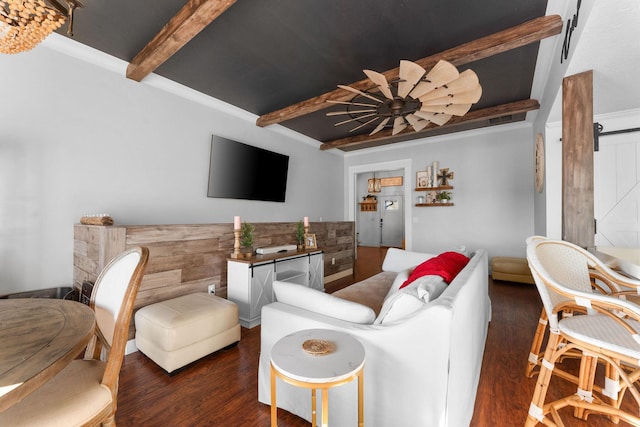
[208,284,216,295]
[331,257,335,265]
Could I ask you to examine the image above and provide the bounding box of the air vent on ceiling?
[489,115,513,124]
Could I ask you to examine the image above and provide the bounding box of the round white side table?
[270,329,365,427]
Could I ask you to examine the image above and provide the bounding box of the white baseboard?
[324,268,353,283]
[125,339,138,355]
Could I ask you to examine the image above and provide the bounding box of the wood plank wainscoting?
[74,221,355,339]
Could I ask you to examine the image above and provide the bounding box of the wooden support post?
[562,70,594,249]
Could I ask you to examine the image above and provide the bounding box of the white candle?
[234,216,241,230]
[304,216,309,227]
[432,161,439,185]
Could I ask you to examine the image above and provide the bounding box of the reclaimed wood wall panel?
[74,221,355,339]
[562,70,595,248]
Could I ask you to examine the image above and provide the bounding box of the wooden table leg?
[271,364,277,427]
[321,388,329,427]
[311,388,316,427]
[358,368,364,427]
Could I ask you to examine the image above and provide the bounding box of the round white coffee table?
[270,329,365,427]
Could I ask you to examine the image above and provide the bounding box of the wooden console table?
[227,249,323,328]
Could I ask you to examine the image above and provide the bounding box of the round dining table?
[0,298,95,412]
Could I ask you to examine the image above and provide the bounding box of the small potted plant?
[296,220,305,250]
[240,222,255,257]
[436,191,451,203]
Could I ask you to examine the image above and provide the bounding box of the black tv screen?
[207,136,289,202]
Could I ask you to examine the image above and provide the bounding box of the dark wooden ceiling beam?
[256,15,562,128]
[319,99,540,151]
[126,0,237,82]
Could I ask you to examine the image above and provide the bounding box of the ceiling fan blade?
[326,109,377,116]
[326,100,380,108]
[420,85,482,106]
[337,85,385,103]
[420,103,472,116]
[349,116,382,133]
[392,116,407,135]
[410,60,460,99]
[414,111,453,126]
[405,113,430,132]
[397,60,426,98]
[363,69,394,99]
[369,117,390,135]
[419,70,480,102]
[334,112,378,126]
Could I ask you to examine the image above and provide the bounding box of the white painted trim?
[126,339,138,355]
[347,159,413,250]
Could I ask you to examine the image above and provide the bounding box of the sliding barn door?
[595,135,640,247]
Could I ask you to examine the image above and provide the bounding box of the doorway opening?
[348,159,413,250]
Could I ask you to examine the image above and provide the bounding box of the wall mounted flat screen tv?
[207,135,289,202]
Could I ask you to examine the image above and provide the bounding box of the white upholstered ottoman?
[135,292,241,373]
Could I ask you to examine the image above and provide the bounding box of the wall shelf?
[359,200,377,211]
[414,185,453,191]
[415,203,454,207]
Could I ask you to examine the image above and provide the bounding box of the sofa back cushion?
[273,281,376,324]
[381,248,435,273]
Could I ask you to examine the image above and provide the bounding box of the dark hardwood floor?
[116,247,635,426]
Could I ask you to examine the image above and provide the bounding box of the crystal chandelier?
[0,0,80,54]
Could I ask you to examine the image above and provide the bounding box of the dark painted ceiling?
[61,0,550,151]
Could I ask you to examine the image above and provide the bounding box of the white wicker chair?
[524,236,640,379]
[525,239,640,426]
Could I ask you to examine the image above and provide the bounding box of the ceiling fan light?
[414,111,452,126]
[397,60,426,98]
[419,69,480,102]
[420,103,472,116]
[363,69,393,100]
[405,113,430,132]
[420,85,482,106]
[410,60,460,99]
[392,116,407,135]
[369,117,390,136]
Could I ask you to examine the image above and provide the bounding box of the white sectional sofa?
[257,248,490,427]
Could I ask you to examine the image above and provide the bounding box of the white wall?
[545,108,640,240]
[0,38,344,294]
[344,124,535,259]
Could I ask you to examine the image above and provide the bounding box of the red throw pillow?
[400,252,470,289]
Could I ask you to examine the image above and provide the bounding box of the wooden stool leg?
[574,353,597,419]
[358,369,364,427]
[525,331,562,427]
[322,388,329,427]
[312,389,317,427]
[526,309,548,377]
[270,365,277,427]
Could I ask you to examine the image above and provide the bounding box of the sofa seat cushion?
[273,281,376,324]
[332,271,396,315]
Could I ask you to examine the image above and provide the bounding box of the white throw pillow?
[273,281,376,324]
[412,275,448,302]
[375,288,424,324]
[385,267,413,300]
[375,276,448,324]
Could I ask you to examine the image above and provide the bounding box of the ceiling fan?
[327,59,482,136]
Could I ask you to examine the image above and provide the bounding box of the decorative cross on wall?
[437,168,454,186]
